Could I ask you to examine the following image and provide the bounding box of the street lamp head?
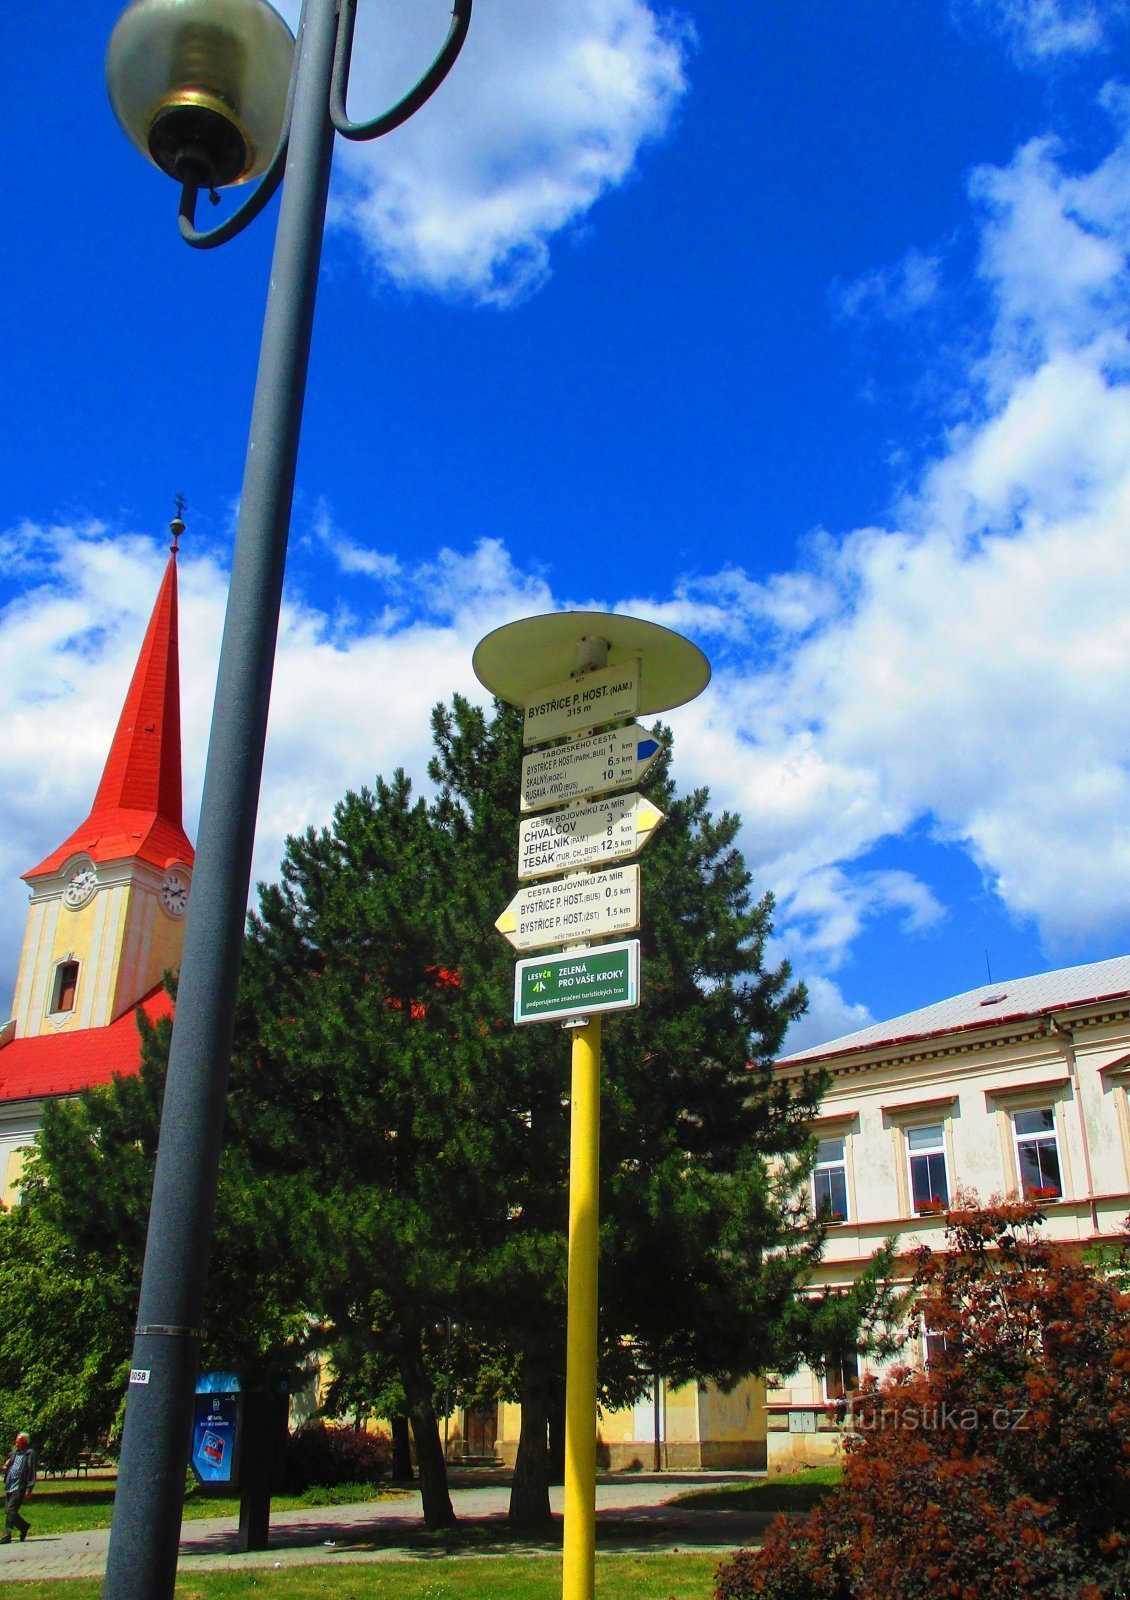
[106,0,295,188]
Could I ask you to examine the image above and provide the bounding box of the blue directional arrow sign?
[520,723,667,812]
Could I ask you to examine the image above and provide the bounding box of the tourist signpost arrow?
[520,723,666,812]
[495,865,640,952]
[472,610,711,1600]
[518,793,665,880]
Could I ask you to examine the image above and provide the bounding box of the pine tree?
[234,769,513,1528]
[421,697,894,1524]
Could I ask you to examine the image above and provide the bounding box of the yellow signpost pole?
[562,1013,601,1600]
[473,612,709,1600]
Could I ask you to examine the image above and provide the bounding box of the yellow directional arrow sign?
[495,865,640,952]
[517,793,665,881]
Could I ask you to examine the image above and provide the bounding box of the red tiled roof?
[25,552,195,878]
[0,987,172,1103]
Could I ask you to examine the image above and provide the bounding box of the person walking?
[0,1433,35,1543]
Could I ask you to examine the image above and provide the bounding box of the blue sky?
[2,0,1130,1051]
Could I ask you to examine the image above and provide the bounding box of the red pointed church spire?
[25,517,196,880]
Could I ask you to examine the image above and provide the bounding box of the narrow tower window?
[51,961,80,1014]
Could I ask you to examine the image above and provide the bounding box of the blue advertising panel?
[191,1383,240,1485]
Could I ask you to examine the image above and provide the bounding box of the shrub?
[282,1420,391,1491]
[715,1198,1130,1600]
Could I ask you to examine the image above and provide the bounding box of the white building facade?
[768,954,1130,1471]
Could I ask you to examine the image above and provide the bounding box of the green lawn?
[0,1552,719,1599]
[21,1480,408,1539]
[672,1464,841,1513]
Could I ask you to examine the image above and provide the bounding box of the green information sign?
[514,940,641,1025]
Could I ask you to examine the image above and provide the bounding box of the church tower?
[7,514,194,1044]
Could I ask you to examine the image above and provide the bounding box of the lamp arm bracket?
[330,0,472,142]
[177,0,309,249]
[178,147,287,248]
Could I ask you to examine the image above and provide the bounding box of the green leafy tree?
[0,1201,128,1466]
[0,1002,315,1466]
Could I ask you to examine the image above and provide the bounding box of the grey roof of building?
[778,953,1130,1067]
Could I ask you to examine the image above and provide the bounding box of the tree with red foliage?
[716,1196,1130,1600]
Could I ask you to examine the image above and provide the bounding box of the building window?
[1013,1107,1062,1199]
[823,1350,860,1403]
[813,1136,848,1223]
[908,1122,949,1213]
[50,961,80,1014]
[918,1312,947,1369]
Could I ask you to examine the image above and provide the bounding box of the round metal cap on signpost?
[473,609,711,712]
[474,610,709,1600]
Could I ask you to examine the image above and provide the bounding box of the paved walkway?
[0,1473,774,1582]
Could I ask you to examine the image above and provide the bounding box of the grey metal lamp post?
[102,3,472,1595]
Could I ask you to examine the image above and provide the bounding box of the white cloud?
[954,0,1124,62]
[837,248,943,324]
[664,101,1130,978]
[276,0,691,305]
[5,76,1130,1047]
[779,976,875,1058]
[776,868,945,973]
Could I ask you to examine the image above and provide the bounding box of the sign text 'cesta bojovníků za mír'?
[496,865,640,953]
[517,792,665,880]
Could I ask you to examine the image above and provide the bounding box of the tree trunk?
[399,1335,456,1529]
[390,1414,413,1481]
[508,1343,552,1528]
[547,1378,566,1485]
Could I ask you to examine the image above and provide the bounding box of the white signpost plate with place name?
[520,723,666,812]
[523,661,640,747]
[495,865,640,952]
[517,793,665,881]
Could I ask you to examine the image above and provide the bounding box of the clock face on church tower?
[160,871,190,918]
[62,864,98,909]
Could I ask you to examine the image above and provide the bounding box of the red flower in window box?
[1030,1185,1061,1202]
[915,1198,945,1215]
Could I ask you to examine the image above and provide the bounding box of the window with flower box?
[907,1121,950,1213]
[1012,1106,1063,1200]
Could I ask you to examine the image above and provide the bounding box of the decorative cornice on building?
[776,957,1130,1081]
